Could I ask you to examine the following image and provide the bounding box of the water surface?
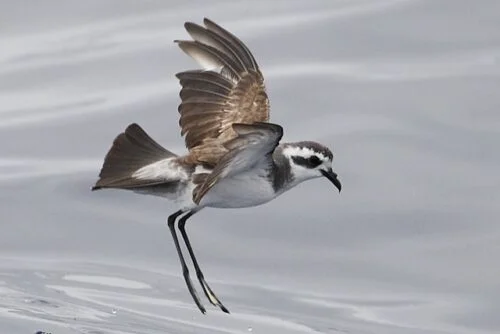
[1,0,499,333]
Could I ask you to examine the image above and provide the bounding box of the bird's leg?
[178,211,230,313]
[167,210,206,314]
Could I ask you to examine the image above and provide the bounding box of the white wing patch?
[194,164,211,174]
[132,158,188,181]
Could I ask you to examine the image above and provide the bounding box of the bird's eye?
[308,155,321,167]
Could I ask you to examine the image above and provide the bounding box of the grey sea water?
[1,0,499,333]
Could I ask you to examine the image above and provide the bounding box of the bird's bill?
[321,169,342,192]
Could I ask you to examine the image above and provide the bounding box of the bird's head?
[281,141,341,192]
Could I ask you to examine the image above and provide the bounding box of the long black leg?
[167,210,206,314]
[178,211,230,313]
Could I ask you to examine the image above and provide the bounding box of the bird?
[92,18,341,314]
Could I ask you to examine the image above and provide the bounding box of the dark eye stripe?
[309,156,321,165]
[292,155,322,168]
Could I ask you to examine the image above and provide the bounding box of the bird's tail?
[92,123,177,190]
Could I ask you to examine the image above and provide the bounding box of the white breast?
[200,169,277,209]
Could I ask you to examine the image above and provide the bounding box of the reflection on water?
[1,0,499,333]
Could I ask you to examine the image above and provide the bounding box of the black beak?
[321,168,342,192]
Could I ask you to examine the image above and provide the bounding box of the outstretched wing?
[175,18,270,166]
[193,122,283,204]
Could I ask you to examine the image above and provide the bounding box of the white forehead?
[282,146,328,161]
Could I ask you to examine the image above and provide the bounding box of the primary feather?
[175,18,270,167]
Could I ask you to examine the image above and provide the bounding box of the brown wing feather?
[175,18,270,167]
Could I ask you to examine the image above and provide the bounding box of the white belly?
[200,171,277,209]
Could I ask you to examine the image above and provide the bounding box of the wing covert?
[193,122,283,204]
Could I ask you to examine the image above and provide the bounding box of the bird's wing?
[193,122,283,204]
[175,18,270,166]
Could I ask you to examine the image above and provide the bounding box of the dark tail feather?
[92,123,177,190]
